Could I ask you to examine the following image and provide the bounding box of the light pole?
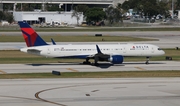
[71,0,74,11]
[0,0,3,11]
[172,0,174,19]
[65,3,67,12]
[42,0,45,11]
[21,2,22,11]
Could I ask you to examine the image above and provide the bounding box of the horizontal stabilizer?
[27,49,41,54]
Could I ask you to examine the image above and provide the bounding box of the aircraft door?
[151,47,154,53]
[47,47,50,54]
[123,47,126,54]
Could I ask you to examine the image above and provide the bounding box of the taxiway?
[0,61,180,74]
[0,31,180,50]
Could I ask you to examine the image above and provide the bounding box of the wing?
[88,45,124,64]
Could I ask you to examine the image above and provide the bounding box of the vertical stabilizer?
[18,21,48,47]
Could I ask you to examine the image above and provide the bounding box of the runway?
[0,31,180,36]
[0,78,180,106]
[0,61,180,74]
[0,31,180,50]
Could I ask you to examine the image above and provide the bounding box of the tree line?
[121,0,169,18]
[0,11,14,23]
[72,0,180,25]
[72,5,123,26]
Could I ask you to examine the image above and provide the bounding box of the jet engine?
[108,55,124,64]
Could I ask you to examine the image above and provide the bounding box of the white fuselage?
[20,43,165,58]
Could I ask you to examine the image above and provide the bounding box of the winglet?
[96,45,102,54]
[18,21,48,47]
[51,38,56,45]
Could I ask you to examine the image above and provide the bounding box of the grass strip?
[1,71,180,79]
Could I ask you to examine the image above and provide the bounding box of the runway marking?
[66,68,79,72]
[148,85,166,87]
[35,85,79,106]
[91,90,99,92]
[0,95,40,102]
[0,70,7,74]
[134,67,146,71]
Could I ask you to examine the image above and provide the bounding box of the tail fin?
[18,21,48,47]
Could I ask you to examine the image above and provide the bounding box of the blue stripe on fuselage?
[55,55,89,59]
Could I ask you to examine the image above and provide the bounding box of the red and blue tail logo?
[18,21,48,47]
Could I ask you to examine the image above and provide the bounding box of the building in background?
[113,0,126,6]
[0,0,127,11]
[0,0,114,11]
[1,0,127,24]
[13,11,83,25]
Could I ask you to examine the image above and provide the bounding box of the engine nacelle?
[108,55,124,64]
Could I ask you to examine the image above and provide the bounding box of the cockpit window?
[158,48,162,50]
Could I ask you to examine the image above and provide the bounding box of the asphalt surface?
[1,78,180,106]
[0,31,180,36]
[0,61,179,74]
[0,31,180,50]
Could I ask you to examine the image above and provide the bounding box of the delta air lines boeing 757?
[18,21,165,65]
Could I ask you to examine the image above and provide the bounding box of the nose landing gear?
[145,57,150,65]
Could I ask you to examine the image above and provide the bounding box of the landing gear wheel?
[83,61,91,65]
[145,57,150,65]
[83,58,91,65]
[145,61,149,65]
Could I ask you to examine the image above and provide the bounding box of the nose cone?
[161,50,165,55]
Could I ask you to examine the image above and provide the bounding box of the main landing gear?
[83,58,91,65]
[145,57,150,65]
[94,56,99,66]
[83,57,99,66]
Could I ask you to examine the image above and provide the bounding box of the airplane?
[18,21,165,65]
